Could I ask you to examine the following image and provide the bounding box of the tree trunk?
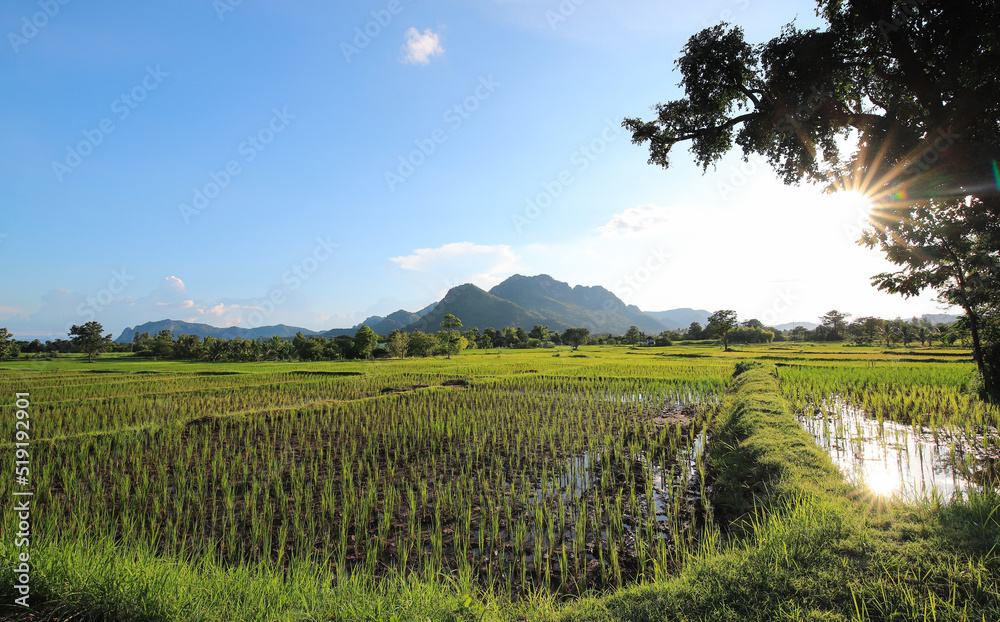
[965,309,992,396]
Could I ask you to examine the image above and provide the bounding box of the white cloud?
[391,242,519,289]
[199,303,237,317]
[163,275,185,292]
[402,27,444,65]
[598,204,671,237]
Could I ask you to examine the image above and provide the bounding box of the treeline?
[785,311,964,346]
[0,311,969,364]
[681,310,964,347]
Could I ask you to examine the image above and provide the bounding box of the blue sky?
[1,0,947,340]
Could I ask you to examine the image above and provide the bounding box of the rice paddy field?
[1,342,999,620]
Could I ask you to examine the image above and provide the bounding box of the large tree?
[707,310,739,350]
[820,310,850,341]
[69,321,113,363]
[863,198,999,393]
[439,314,464,359]
[386,329,410,359]
[624,325,642,345]
[562,327,590,350]
[625,2,1000,199]
[353,325,379,360]
[626,1,1000,398]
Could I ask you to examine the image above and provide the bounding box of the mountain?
[643,308,712,330]
[321,310,422,337]
[405,283,549,333]
[415,302,437,317]
[402,275,667,335]
[773,321,819,331]
[116,320,317,343]
[920,313,959,325]
[486,274,667,334]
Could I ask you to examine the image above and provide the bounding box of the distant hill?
[322,310,422,337]
[643,308,712,330]
[773,321,819,331]
[401,275,667,335]
[485,274,667,335]
[116,320,317,343]
[406,283,549,333]
[920,313,959,325]
[415,302,437,317]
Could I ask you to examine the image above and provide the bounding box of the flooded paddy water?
[798,399,999,501]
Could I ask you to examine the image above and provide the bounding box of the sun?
[827,189,875,220]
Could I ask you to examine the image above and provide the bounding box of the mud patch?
[380,385,430,395]
[650,404,698,429]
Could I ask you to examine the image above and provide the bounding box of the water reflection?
[798,401,982,501]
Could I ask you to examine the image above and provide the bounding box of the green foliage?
[439,314,464,358]
[386,329,410,359]
[68,321,113,362]
[707,310,738,350]
[727,326,774,344]
[731,360,763,377]
[623,325,641,345]
[353,325,378,359]
[0,327,16,360]
[561,327,590,349]
[407,330,437,357]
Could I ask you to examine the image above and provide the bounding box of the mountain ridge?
[115,320,318,344]
[112,275,953,343]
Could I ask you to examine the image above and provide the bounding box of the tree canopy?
[562,327,590,350]
[69,322,113,362]
[707,310,739,350]
[625,1,1000,200]
[0,328,18,361]
[439,314,464,358]
[353,325,378,360]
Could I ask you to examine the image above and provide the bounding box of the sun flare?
[826,189,875,219]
